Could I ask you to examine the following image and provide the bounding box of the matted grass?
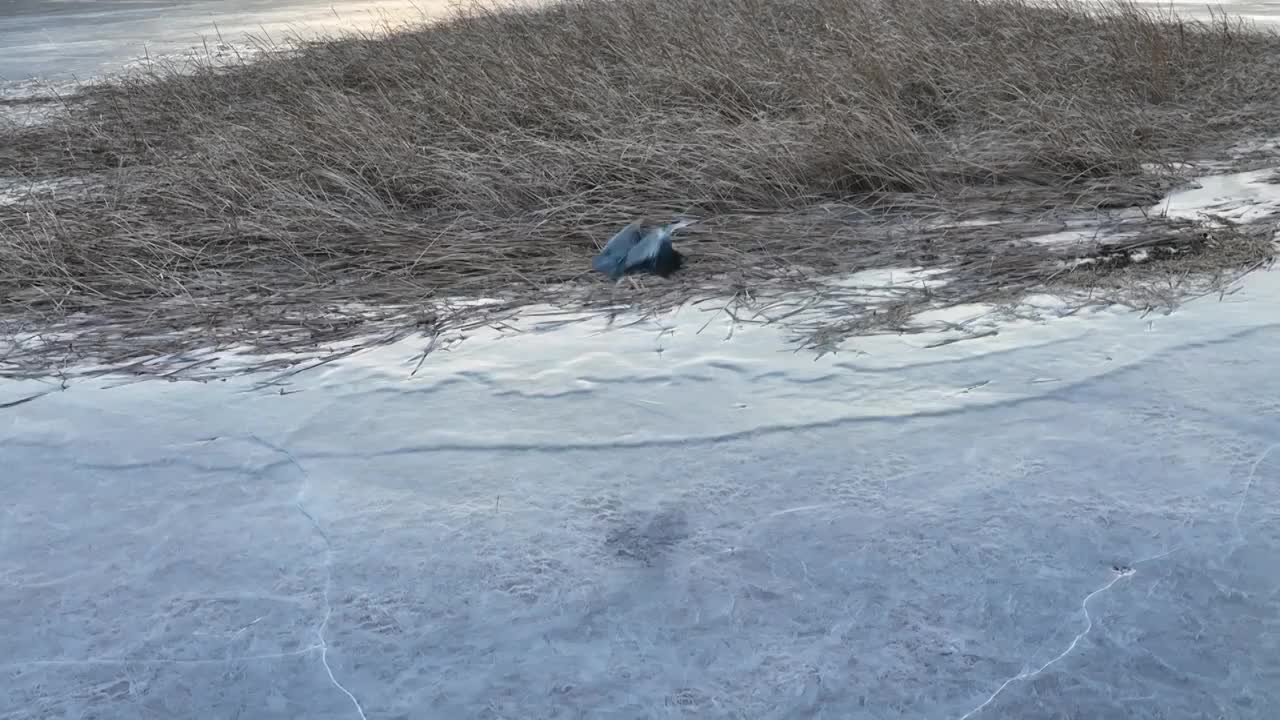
[1,0,1278,378]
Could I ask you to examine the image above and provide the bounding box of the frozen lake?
[3,265,1280,718]
[0,0,444,81]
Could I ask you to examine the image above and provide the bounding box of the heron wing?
[623,225,670,270]
[603,222,643,255]
[592,221,644,275]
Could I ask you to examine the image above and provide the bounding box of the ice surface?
[4,260,1280,718]
[0,0,451,82]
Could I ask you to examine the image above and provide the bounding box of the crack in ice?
[1232,443,1276,544]
[956,569,1130,720]
[957,441,1277,718]
[251,435,368,720]
[296,502,368,720]
[7,435,368,720]
[956,547,1177,720]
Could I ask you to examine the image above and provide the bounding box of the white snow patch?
[1029,167,1280,266]
[1153,168,1280,223]
[812,266,952,303]
[824,266,950,290]
[1023,228,1132,248]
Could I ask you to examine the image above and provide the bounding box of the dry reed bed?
[1,0,1278,378]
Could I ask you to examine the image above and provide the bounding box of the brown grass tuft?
[1,0,1278,378]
